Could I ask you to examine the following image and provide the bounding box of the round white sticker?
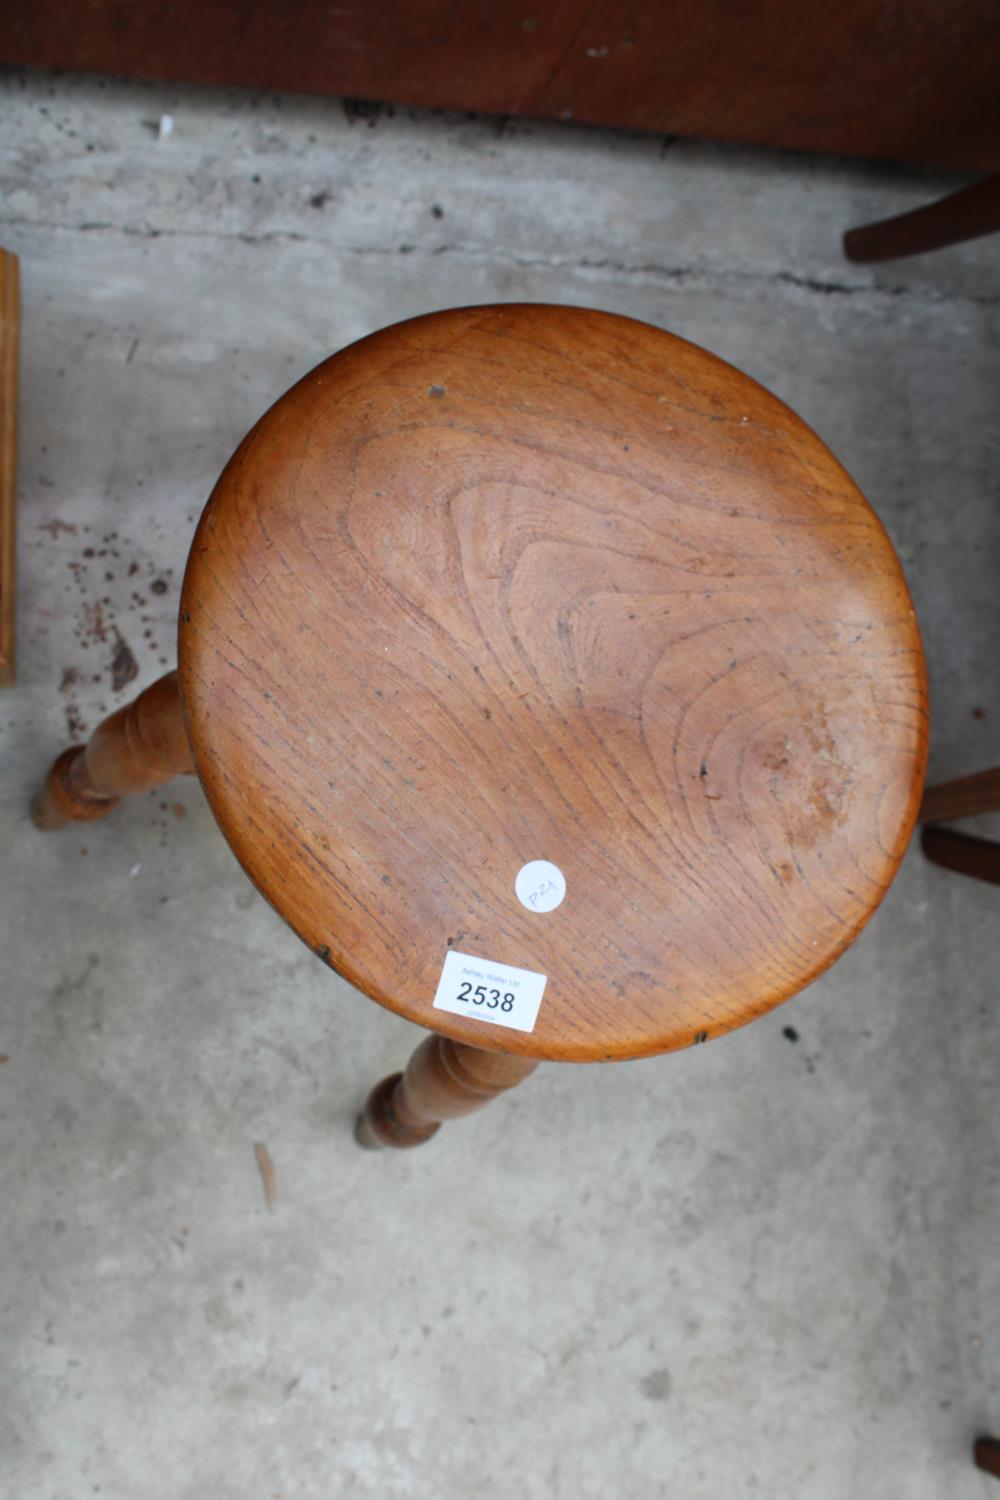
[515,860,566,914]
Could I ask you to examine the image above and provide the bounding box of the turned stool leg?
[356,1034,539,1149]
[32,670,193,830]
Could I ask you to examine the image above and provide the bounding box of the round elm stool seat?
[33,304,929,1150]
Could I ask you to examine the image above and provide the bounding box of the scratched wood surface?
[179,305,928,1062]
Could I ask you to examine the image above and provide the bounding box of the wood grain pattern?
[2,0,999,169]
[33,670,193,828]
[0,249,18,688]
[179,304,928,1063]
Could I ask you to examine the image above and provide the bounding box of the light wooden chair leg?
[32,669,193,830]
[356,1034,539,1149]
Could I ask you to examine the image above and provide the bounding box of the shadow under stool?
[32,304,929,1148]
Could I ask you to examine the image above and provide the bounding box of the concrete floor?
[1,67,999,1500]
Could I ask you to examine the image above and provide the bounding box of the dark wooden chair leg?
[843,173,1000,262]
[356,1034,539,1149]
[976,1438,1000,1480]
[921,827,1000,886]
[920,767,1000,823]
[918,765,1000,886]
[32,669,193,829]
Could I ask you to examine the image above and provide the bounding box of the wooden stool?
[33,305,928,1149]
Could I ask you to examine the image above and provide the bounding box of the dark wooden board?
[2,0,999,168]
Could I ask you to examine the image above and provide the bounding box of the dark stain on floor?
[110,632,139,692]
[640,1368,671,1401]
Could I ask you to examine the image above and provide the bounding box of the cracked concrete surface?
[1,67,999,1500]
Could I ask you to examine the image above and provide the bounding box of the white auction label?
[432,950,547,1034]
[515,860,566,913]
